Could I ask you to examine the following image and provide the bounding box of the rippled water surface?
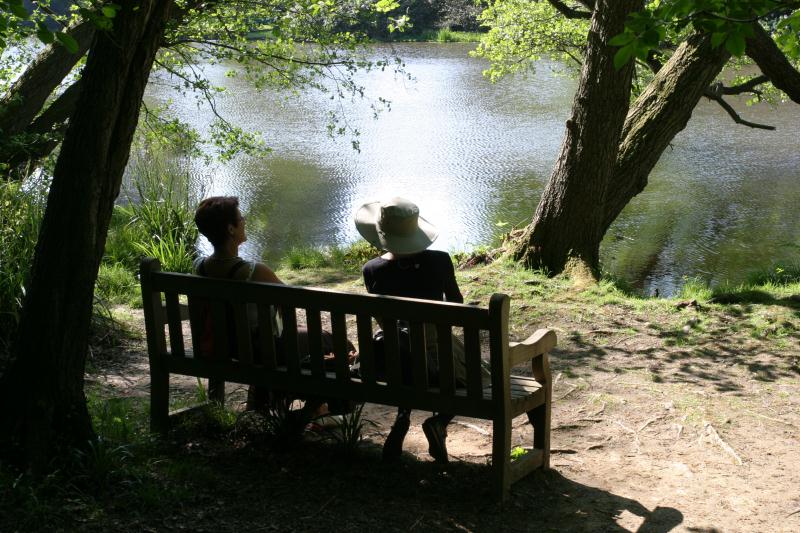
[144,43,800,295]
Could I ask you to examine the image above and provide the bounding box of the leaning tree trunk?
[0,0,174,469]
[511,0,642,276]
[600,32,731,234]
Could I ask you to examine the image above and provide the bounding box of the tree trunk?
[0,0,174,469]
[600,32,730,234]
[511,0,642,275]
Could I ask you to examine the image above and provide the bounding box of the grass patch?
[282,241,381,272]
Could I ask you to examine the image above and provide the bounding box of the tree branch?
[720,75,769,95]
[703,89,776,130]
[548,0,592,19]
[0,20,95,137]
[745,23,800,105]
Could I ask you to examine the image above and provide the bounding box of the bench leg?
[208,378,225,405]
[150,366,170,434]
[526,388,551,470]
[492,414,512,501]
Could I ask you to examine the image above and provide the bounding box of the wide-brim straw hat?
[354,197,439,254]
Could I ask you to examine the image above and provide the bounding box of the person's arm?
[251,262,283,284]
[442,254,463,303]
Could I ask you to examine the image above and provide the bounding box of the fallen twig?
[703,421,743,465]
[746,410,797,428]
[585,436,613,451]
[576,417,605,423]
[638,414,667,433]
[557,385,578,401]
[551,448,579,454]
[788,508,800,518]
[591,402,606,417]
[454,420,491,435]
[610,334,640,347]
[300,495,336,520]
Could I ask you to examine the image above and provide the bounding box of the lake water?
[144,43,800,295]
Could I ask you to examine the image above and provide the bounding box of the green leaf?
[55,31,79,54]
[10,3,28,19]
[724,32,745,57]
[36,26,54,44]
[613,44,634,69]
[609,32,634,47]
[101,6,117,18]
[710,32,726,49]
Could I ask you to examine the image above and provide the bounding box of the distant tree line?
[363,0,488,38]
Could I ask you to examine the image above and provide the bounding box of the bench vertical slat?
[140,258,169,433]
[382,318,401,387]
[208,301,229,402]
[305,308,324,378]
[530,351,552,470]
[409,321,428,391]
[331,312,349,383]
[256,304,276,369]
[489,294,512,501]
[356,314,375,387]
[436,324,456,395]
[233,303,253,365]
[187,295,206,358]
[464,327,483,400]
[165,291,185,358]
[281,305,301,374]
[209,301,230,361]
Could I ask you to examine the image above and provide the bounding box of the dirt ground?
[86,281,800,533]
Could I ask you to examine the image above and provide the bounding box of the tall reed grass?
[105,150,201,275]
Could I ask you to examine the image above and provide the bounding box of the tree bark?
[511,0,642,275]
[745,23,800,105]
[0,0,175,469]
[600,32,731,234]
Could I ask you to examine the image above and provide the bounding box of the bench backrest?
[140,257,514,417]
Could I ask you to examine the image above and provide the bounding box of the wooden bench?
[139,257,556,500]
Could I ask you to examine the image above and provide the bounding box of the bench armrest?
[508,329,557,368]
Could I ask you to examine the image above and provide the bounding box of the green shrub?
[96,263,139,306]
[0,176,47,347]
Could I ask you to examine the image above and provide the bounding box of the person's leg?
[383,407,412,461]
[422,412,454,463]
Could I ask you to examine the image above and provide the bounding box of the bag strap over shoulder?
[226,259,248,279]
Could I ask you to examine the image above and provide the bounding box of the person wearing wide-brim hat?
[355,197,469,464]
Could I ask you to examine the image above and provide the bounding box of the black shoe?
[382,415,410,461]
[422,417,449,464]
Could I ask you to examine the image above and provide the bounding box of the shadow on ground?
[95,434,684,533]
